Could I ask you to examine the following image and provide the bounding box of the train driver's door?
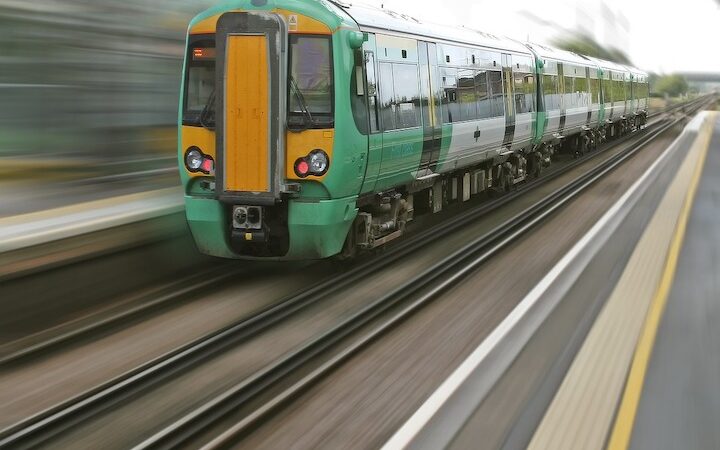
[360,34,382,194]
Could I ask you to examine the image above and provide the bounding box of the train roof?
[584,55,632,74]
[523,42,598,68]
[326,2,647,77]
[330,1,531,55]
[624,65,648,78]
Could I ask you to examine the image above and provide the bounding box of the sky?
[361,0,720,74]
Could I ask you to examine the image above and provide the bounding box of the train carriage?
[347,3,540,195]
[179,0,648,260]
[626,65,650,126]
[525,44,599,140]
[524,43,604,158]
[589,57,646,137]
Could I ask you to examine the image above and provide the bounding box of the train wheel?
[529,152,543,178]
[503,163,515,192]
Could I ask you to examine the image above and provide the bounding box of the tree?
[552,33,632,65]
[654,74,689,97]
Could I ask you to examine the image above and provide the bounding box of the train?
[179,0,649,260]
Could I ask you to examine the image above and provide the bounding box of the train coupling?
[232,205,263,230]
[231,205,269,242]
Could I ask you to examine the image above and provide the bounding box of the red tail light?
[201,158,214,173]
[294,159,310,177]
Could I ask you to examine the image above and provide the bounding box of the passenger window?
[624,81,630,101]
[543,74,558,110]
[614,79,624,102]
[563,76,575,108]
[604,76,612,103]
[379,63,396,130]
[590,78,600,104]
[442,67,458,123]
[575,76,587,93]
[391,64,421,128]
[487,70,504,117]
[574,76,588,106]
[379,62,421,130]
[457,69,477,121]
[476,70,492,119]
[514,72,535,114]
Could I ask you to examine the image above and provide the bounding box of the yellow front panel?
[225,34,269,192]
[286,129,334,181]
[182,126,215,178]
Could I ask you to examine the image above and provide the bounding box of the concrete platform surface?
[525,111,719,450]
[627,112,720,450]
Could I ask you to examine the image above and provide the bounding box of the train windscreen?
[287,35,334,128]
[183,37,215,127]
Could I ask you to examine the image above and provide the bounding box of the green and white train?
[179,0,649,260]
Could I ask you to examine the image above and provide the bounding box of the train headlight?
[308,150,329,175]
[185,148,203,171]
[185,147,214,175]
[294,150,330,178]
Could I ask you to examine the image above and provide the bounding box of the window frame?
[378,61,423,132]
[182,34,216,127]
[286,33,335,129]
[513,71,535,114]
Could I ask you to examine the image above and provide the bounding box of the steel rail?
[134,98,713,449]
[0,96,709,449]
[0,264,241,366]
[0,97,687,367]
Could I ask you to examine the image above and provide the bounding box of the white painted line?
[382,111,711,450]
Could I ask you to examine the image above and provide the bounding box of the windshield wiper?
[289,75,315,129]
[197,79,314,130]
[199,89,216,130]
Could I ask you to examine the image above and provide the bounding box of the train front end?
[179,0,365,259]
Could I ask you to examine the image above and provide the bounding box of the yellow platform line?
[0,187,184,252]
[607,111,717,450]
[0,187,181,228]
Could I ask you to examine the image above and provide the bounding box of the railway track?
[0,96,710,449]
[0,96,697,367]
[136,97,713,449]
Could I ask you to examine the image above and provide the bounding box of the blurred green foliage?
[552,34,632,66]
[0,0,215,159]
[652,74,689,97]
[553,33,690,99]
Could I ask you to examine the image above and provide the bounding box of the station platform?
[0,186,185,280]
[625,111,720,450]
[528,110,720,450]
[383,109,720,450]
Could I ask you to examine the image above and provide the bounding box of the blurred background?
[375,0,720,93]
[0,0,215,203]
[0,0,718,213]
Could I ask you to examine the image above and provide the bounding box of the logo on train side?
[288,15,298,31]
